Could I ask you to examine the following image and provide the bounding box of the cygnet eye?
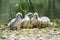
[20,15,22,18]
[35,16,38,19]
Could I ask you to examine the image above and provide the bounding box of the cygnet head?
[16,12,22,18]
[25,12,33,19]
[34,12,39,19]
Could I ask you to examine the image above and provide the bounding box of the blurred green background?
[0,0,60,24]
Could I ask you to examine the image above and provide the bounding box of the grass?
[0,32,2,38]
[0,19,60,31]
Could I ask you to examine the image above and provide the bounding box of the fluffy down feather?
[8,12,22,30]
[40,16,51,27]
[21,12,33,28]
[31,12,40,28]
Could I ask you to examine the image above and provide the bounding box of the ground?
[0,25,60,40]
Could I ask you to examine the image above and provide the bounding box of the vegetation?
[0,0,60,24]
